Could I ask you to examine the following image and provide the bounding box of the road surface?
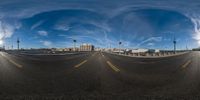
[0,51,200,99]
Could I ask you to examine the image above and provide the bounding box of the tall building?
[80,44,94,51]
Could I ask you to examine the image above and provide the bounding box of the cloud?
[31,20,44,30]
[0,40,3,46]
[40,40,52,47]
[137,36,162,46]
[38,30,48,36]
[0,21,16,40]
[54,24,71,31]
[191,18,200,45]
[147,42,154,46]
[58,34,68,37]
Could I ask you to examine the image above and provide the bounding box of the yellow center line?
[181,60,192,69]
[7,59,23,68]
[74,60,88,68]
[106,61,120,72]
[0,53,23,68]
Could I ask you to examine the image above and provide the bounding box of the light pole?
[11,38,13,50]
[110,43,111,52]
[119,41,122,54]
[73,39,76,52]
[11,43,13,50]
[17,38,20,50]
[173,37,176,54]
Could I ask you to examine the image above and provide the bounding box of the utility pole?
[186,39,188,51]
[17,38,20,50]
[11,38,13,50]
[119,41,122,54]
[173,37,176,54]
[73,39,76,52]
[11,43,13,50]
[186,45,188,51]
[109,43,111,52]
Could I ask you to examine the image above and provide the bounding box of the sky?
[0,0,200,50]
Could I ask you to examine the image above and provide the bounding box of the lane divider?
[106,61,120,72]
[181,60,192,69]
[74,60,88,68]
[0,53,23,68]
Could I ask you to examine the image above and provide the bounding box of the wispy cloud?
[54,24,71,31]
[38,30,48,36]
[137,36,162,46]
[31,20,44,30]
[58,34,68,37]
[40,40,52,47]
[147,42,154,46]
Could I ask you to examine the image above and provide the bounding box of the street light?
[17,38,20,50]
[119,41,122,54]
[73,39,77,52]
[173,37,176,54]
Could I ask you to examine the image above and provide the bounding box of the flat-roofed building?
[80,44,94,51]
[131,49,149,53]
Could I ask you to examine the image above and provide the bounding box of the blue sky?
[0,0,200,50]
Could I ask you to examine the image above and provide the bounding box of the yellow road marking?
[7,59,23,68]
[106,61,120,72]
[74,60,87,68]
[0,53,23,68]
[182,60,192,69]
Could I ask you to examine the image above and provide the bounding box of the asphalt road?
[0,51,200,99]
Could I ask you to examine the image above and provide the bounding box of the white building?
[131,49,149,53]
[155,49,160,53]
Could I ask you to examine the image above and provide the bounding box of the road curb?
[105,52,190,59]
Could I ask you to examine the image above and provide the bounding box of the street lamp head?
[17,38,20,43]
[173,40,176,44]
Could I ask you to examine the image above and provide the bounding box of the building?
[131,49,160,53]
[131,49,149,53]
[80,44,94,51]
[55,48,79,52]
